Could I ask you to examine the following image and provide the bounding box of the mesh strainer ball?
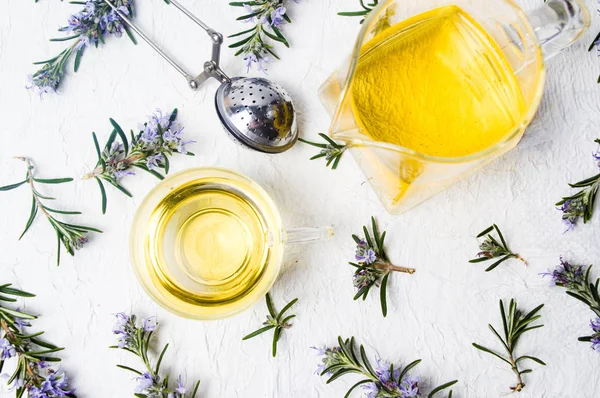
[215,77,298,153]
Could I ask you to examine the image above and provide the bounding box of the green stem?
[374,261,415,274]
[513,254,527,266]
[508,354,525,392]
[15,157,52,220]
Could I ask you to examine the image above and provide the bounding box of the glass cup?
[319,0,590,214]
[129,167,333,320]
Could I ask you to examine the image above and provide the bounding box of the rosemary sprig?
[298,133,348,170]
[28,0,136,96]
[242,293,297,357]
[556,138,600,229]
[82,108,194,214]
[542,258,600,351]
[228,0,297,72]
[111,313,200,397]
[338,0,379,23]
[469,224,526,272]
[0,157,102,266]
[0,283,76,397]
[314,336,457,397]
[350,217,415,317]
[472,299,545,393]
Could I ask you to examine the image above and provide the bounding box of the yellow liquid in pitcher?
[351,5,526,158]
[145,179,274,313]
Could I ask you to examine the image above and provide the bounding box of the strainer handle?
[103,0,230,90]
[284,227,334,244]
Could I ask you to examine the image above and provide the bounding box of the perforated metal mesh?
[215,77,298,153]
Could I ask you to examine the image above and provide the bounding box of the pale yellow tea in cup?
[130,168,286,320]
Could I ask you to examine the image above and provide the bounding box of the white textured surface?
[1,0,599,397]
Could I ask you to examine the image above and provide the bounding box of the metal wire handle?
[103,0,231,90]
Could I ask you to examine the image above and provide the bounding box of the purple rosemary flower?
[29,371,75,397]
[311,345,327,356]
[313,345,344,376]
[69,234,89,251]
[162,126,195,155]
[356,247,377,264]
[243,53,271,74]
[13,309,32,330]
[558,199,586,231]
[0,374,25,391]
[29,0,136,95]
[113,312,138,349]
[175,375,187,394]
[244,53,258,72]
[360,359,422,397]
[362,382,380,398]
[143,316,157,332]
[399,375,421,397]
[0,338,16,360]
[375,359,400,385]
[146,154,164,170]
[113,312,129,333]
[271,6,287,27]
[590,318,600,352]
[114,170,136,179]
[140,125,160,146]
[541,257,586,289]
[353,267,380,290]
[243,4,258,23]
[26,68,59,98]
[593,149,600,169]
[156,109,172,128]
[135,372,156,394]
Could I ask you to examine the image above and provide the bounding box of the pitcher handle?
[527,0,591,60]
[285,227,334,244]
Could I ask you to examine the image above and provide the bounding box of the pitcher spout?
[528,0,590,60]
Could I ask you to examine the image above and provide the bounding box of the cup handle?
[284,227,334,244]
[527,0,590,60]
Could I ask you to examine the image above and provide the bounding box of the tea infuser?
[104,0,298,154]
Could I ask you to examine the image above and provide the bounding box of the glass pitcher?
[319,0,590,214]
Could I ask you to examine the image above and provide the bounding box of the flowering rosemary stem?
[374,261,416,274]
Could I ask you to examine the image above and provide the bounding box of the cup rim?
[331,0,546,164]
[129,166,285,320]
